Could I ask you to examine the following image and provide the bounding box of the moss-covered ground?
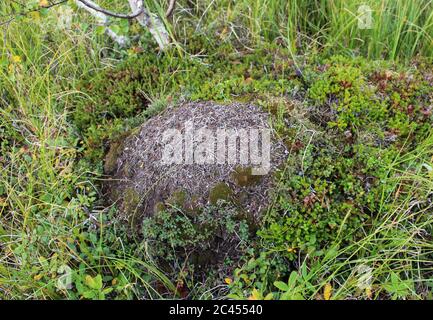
[1,1,433,300]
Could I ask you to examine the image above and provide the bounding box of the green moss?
[104,140,123,174]
[166,190,188,209]
[164,190,202,217]
[209,182,233,205]
[231,166,263,187]
[122,187,141,228]
[154,202,166,214]
[103,130,136,174]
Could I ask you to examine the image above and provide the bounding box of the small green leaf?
[288,271,299,288]
[85,274,103,290]
[82,290,96,299]
[95,26,105,35]
[274,281,289,291]
[110,24,120,34]
[119,19,129,34]
[85,275,95,288]
[94,274,103,290]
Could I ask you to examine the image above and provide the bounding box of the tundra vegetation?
[0,0,433,300]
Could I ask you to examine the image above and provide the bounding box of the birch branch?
[165,0,177,18]
[128,0,170,50]
[75,0,129,47]
[75,0,128,47]
[76,0,143,19]
[76,0,172,50]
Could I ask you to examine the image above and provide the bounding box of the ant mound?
[104,101,287,270]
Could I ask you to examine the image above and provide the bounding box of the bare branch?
[128,0,170,50]
[165,0,177,18]
[0,0,173,50]
[77,0,171,50]
[75,0,128,46]
[76,0,144,19]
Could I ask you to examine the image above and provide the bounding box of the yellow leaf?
[244,77,253,85]
[248,288,261,300]
[323,283,332,300]
[264,293,274,300]
[224,277,232,285]
[365,287,372,299]
[85,275,95,287]
[11,55,21,64]
[29,11,41,20]
[219,27,228,39]
[39,0,49,7]
[34,274,43,281]
[0,197,7,207]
